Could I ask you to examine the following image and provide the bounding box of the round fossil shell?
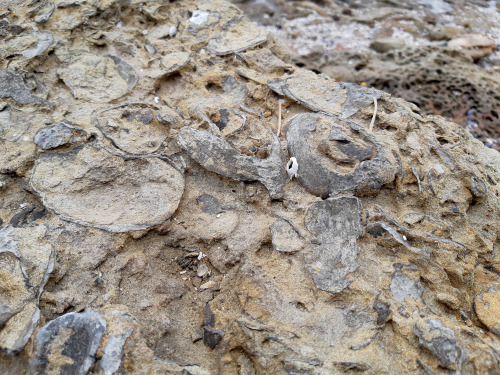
[30,143,185,232]
[57,53,138,103]
[93,103,174,155]
[286,113,397,198]
[207,19,268,56]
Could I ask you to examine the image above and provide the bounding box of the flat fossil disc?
[207,19,268,56]
[57,53,138,103]
[30,144,184,232]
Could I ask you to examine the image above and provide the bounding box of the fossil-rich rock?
[94,103,173,155]
[414,319,460,369]
[30,144,185,232]
[474,287,500,336]
[0,225,54,355]
[0,1,499,374]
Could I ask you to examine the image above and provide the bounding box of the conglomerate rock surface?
[0,0,499,374]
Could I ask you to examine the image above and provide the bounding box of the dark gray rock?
[196,194,221,215]
[0,69,52,106]
[373,300,390,325]
[304,196,361,294]
[34,120,88,150]
[31,311,107,375]
[414,319,460,369]
[176,126,287,198]
[286,113,397,198]
[203,327,224,350]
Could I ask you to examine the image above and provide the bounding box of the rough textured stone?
[207,18,268,55]
[30,144,185,232]
[31,311,107,375]
[270,218,305,253]
[0,1,498,374]
[34,120,88,150]
[94,103,172,155]
[0,69,51,106]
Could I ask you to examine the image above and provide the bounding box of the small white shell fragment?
[180,270,187,274]
[403,235,407,241]
[154,96,159,104]
[197,263,209,277]
[200,280,216,290]
[169,26,177,37]
[287,157,298,180]
[190,11,209,26]
[434,165,445,175]
[20,203,28,208]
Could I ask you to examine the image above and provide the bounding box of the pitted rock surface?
[0,0,499,374]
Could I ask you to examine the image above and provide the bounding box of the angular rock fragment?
[147,51,191,79]
[474,287,500,336]
[34,120,88,150]
[176,127,286,198]
[30,143,185,232]
[304,196,361,294]
[0,69,52,106]
[270,218,305,253]
[414,319,460,369]
[94,103,172,154]
[286,113,397,198]
[203,327,224,350]
[207,19,268,56]
[31,311,107,375]
[57,53,138,102]
[0,302,40,356]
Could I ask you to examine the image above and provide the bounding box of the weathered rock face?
[0,0,499,374]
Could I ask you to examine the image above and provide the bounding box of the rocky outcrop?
[0,0,499,374]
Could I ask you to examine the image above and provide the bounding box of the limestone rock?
[370,37,406,53]
[0,225,54,355]
[34,120,88,150]
[270,218,305,253]
[30,144,185,232]
[448,34,496,61]
[31,311,107,375]
[0,69,51,106]
[207,18,268,55]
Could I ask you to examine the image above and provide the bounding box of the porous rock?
[30,143,184,232]
[474,287,500,336]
